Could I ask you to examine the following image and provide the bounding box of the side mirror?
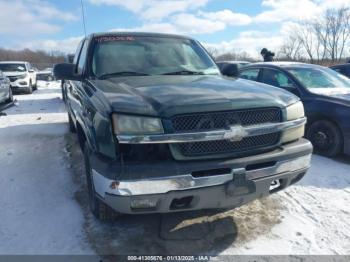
[54,63,81,81]
[28,69,35,73]
[217,63,239,77]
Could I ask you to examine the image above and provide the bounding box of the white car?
[0,61,37,94]
[0,70,13,104]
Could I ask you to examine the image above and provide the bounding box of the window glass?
[341,67,350,77]
[239,69,259,81]
[91,36,219,77]
[77,41,88,74]
[73,40,84,65]
[286,67,350,89]
[261,68,296,89]
[0,63,26,72]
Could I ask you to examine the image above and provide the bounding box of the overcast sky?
[0,0,349,57]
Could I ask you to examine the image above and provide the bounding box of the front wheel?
[26,81,33,94]
[6,88,13,103]
[83,142,120,221]
[306,120,343,157]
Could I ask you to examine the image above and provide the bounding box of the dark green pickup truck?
[54,32,312,220]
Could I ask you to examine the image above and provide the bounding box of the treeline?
[0,48,65,70]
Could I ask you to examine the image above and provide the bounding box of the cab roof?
[89,31,194,41]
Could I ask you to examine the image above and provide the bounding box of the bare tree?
[280,7,350,63]
[0,48,65,69]
[279,34,303,60]
[324,7,350,61]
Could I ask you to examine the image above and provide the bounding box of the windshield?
[286,66,350,89]
[92,36,220,78]
[0,63,26,72]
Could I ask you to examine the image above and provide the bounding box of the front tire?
[33,80,38,90]
[83,142,120,221]
[306,120,343,157]
[26,81,33,94]
[6,88,13,103]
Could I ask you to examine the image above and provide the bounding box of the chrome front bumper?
[116,117,306,144]
[92,154,311,197]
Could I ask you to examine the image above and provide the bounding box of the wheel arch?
[306,113,344,151]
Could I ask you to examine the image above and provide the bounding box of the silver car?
[0,70,13,104]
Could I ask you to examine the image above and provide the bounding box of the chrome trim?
[92,154,311,197]
[117,117,307,144]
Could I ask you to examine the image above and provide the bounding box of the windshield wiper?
[161,70,205,75]
[98,71,149,79]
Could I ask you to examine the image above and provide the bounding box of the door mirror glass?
[54,63,82,81]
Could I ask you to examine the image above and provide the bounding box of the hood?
[91,75,299,117]
[309,88,350,105]
[2,71,27,77]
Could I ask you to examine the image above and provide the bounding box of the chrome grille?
[177,133,280,157]
[171,108,282,158]
[171,108,281,133]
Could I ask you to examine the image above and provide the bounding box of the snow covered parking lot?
[0,83,349,256]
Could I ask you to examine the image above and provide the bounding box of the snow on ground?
[0,83,349,256]
[0,83,93,254]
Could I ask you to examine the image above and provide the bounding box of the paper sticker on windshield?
[96,36,135,43]
[18,66,25,70]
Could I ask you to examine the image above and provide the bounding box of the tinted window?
[339,67,350,77]
[261,68,296,89]
[0,63,26,72]
[239,68,259,81]
[92,36,219,78]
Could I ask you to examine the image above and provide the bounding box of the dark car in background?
[238,62,350,157]
[330,63,350,79]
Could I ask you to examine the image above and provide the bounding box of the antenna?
[80,0,87,37]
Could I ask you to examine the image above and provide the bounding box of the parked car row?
[219,61,350,158]
[0,61,56,106]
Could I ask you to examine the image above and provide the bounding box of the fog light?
[130,198,158,210]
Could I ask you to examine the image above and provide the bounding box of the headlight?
[281,101,305,143]
[14,74,27,80]
[286,101,304,120]
[112,114,164,135]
